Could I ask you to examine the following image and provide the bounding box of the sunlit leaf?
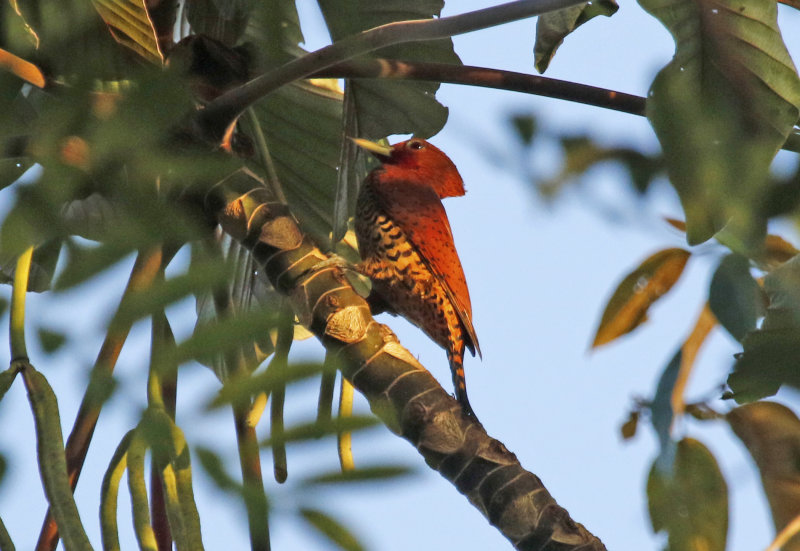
[640,0,800,247]
[211,362,328,409]
[708,254,764,342]
[592,248,690,347]
[317,0,459,139]
[0,47,45,87]
[91,0,162,63]
[647,438,728,551]
[299,508,365,551]
[534,0,618,73]
[727,401,800,548]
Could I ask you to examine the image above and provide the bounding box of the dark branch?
[315,58,646,117]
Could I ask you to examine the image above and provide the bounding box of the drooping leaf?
[647,438,728,551]
[193,236,280,380]
[651,348,682,468]
[640,0,800,247]
[534,0,619,73]
[246,80,343,245]
[727,401,800,550]
[332,85,370,244]
[317,0,460,139]
[592,247,691,347]
[728,255,800,401]
[299,508,365,551]
[708,254,764,342]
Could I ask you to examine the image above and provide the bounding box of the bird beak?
[349,137,393,162]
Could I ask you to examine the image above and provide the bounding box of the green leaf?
[299,465,415,487]
[534,0,619,73]
[647,438,728,551]
[37,328,67,354]
[261,416,380,449]
[728,255,800,401]
[509,113,538,146]
[299,508,365,551]
[211,362,326,408]
[640,0,800,247]
[317,0,460,139]
[708,254,764,341]
[592,248,690,347]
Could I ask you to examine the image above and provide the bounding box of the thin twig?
[200,0,589,138]
[36,247,165,551]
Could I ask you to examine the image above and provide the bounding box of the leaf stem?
[10,246,34,362]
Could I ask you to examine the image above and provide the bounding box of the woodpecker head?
[351,137,466,198]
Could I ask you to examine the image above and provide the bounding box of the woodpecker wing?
[369,176,481,357]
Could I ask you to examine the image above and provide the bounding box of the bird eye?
[407,140,425,150]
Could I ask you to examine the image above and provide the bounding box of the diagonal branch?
[198,0,589,141]
[202,169,607,551]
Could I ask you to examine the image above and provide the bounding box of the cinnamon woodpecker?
[352,137,482,419]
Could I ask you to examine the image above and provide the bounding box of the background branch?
[199,0,589,139]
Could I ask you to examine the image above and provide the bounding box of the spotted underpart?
[355,175,476,418]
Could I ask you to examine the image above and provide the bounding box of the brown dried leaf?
[728,401,800,550]
[592,248,691,347]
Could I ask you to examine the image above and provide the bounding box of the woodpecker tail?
[448,348,478,421]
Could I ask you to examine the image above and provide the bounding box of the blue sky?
[2,2,800,550]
